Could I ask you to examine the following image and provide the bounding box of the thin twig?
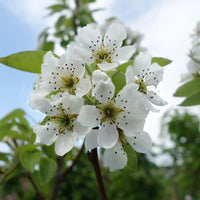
[87,148,108,200]
[0,162,20,185]
[24,172,46,200]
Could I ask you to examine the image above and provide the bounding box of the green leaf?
[116,60,133,73]
[0,109,25,124]
[151,57,172,67]
[180,91,200,106]
[20,150,41,172]
[42,144,57,159]
[39,157,56,185]
[0,130,26,140]
[48,4,69,15]
[111,70,126,95]
[174,78,200,97]
[0,51,46,73]
[122,144,137,173]
[16,144,37,154]
[0,153,9,162]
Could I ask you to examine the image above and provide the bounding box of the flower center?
[93,45,112,64]
[61,75,79,95]
[51,109,78,134]
[97,100,123,122]
[135,79,147,94]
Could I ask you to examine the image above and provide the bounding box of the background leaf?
[39,157,57,185]
[20,150,41,172]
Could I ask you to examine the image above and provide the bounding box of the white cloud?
[0,0,54,29]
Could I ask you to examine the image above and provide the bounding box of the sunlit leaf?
[180,91,200,106]
[0,51,46,73]
[111,70,126,95]
[116,61,133,73]
[174,78,200,97]
[151,57,172,67]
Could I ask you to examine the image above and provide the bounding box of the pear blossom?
[33,94,90,156]
[68,22,136,71]
[191,21,200,45]
[36,51,91,98]
[85,130,152,171]
[126,52,167,112]
[103,131,152,171]
[78,80,148,149]
[181,59,200,82]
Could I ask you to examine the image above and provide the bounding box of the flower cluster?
[181,22,200,82]
[30,22,167,171]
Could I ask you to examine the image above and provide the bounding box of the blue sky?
[0,3,45,122]
[0,0,200,154]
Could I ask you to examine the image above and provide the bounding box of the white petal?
[145,63,164,86]
[85,129,98,150]
[30,93,60,116]
[34,135,43,145]
[146,91,167,106]
[133,52,152,76]
[98,61,118,71]
[97,122,118,149]
[55,132,77,156]
[103,142,127,172]
[76,24,102,50]
[93,80,115,104]
[73,120,91,137]
[92,70,110,85]
[41,51,59,74]
[126,131,152,153]
[104,22,126,50]
[187,59,200,73]
[29,90,48,110]
[112,46,136,62]
[33,122,58,146]
[115,83,139,111]
[61,94,83,114]
[116,113,146,136]
[125,65,136,84]
[140,95,160,112]
[75,78,92,97]
[77,105,101,127]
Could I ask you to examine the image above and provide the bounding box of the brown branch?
[72,0,80,35]
[0,162,20,185]
[87,148,108,200]
[24,172,46,200]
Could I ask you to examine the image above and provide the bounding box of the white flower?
[126,52,167,112]
[103,131,152,171]
[38,51,91,97]
[33,94,90,156]
[181,59,200,82]
[191,22,200,46]
[78,81,148,149]
[68,22,136,71]
[85,130,152,172]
